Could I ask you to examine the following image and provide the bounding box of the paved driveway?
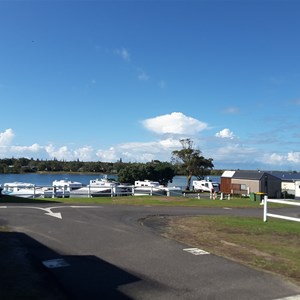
[1,204,300,299]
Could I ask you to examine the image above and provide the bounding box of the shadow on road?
[0,231,140,299]
[0,194,63,204]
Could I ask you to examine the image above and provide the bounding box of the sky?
[1,0,300,171]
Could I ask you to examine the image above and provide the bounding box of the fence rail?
[1,184,183,198]
[263,195,300,222]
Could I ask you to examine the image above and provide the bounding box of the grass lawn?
[163,215,300,286]
[0,193,276,208]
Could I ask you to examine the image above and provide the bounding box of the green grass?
[164,216,300,285]
[0,194,274,208]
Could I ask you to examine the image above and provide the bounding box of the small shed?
[220,170,281,198]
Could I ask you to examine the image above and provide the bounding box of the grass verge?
[0,194,282,208]
[162,215,300,285]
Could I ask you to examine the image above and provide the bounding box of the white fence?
[263,195,300,222]
[1,184,183,199]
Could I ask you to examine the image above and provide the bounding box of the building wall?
[220,177,232,194]
[232,179,259,194]
[220,171,282,198]
[282,182,296,195]
[262,175,281,198]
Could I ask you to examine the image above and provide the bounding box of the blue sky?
[1,0,300,171]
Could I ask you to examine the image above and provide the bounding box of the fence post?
[263,195,268,222]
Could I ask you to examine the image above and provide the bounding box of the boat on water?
[134,180,182,196]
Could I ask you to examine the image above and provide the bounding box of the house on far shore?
[220,170,281,198]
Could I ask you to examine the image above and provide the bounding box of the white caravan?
[192,179,220,193]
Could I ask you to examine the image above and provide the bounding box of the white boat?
[1,182,44,198]
[134,180,182,196]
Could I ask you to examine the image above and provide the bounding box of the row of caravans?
[0,178,183,198]
[0,178,219,199]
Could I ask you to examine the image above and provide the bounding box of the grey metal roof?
[232,170,267,180]
[222,170,300,181]
[266,171,300,181]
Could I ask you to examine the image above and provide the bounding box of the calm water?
[0,173,220,188]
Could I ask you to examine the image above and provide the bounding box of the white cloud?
[12,143,42,153]
[215,128,235,139]
[96,147,118,161]
[0,128,14,146]
[114,48,130,62]
[45,144,73,160]
[260,152,300,166]
[159,138,182,148]
[287,151,300,163]
[2,127,300,170]
[213,144,257,162]
[96,138,182,163]
[143,112,208,135]
[264,153,285,165]
[74,146,94,161]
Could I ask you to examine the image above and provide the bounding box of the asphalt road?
[1,203,300,300]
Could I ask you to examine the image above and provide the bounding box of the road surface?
[0,203,299,300]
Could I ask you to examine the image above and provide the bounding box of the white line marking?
[183,248,210,255]
[70,206,101,208]
[273,296,300,300]
[42,258,70,269]
[0,205,100,219]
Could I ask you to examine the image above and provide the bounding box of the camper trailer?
[192,179,220,193]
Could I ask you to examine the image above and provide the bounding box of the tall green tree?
[172,139,214,191]
[117,161,175,185]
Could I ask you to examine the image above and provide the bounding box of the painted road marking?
[274,296,300,300]
[183,248,210,255]
[42,258,70,269]
[0,205,101,219]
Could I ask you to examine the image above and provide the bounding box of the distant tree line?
[0,157,177,185]
[0,157,117,174]
[0,140,224,186]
